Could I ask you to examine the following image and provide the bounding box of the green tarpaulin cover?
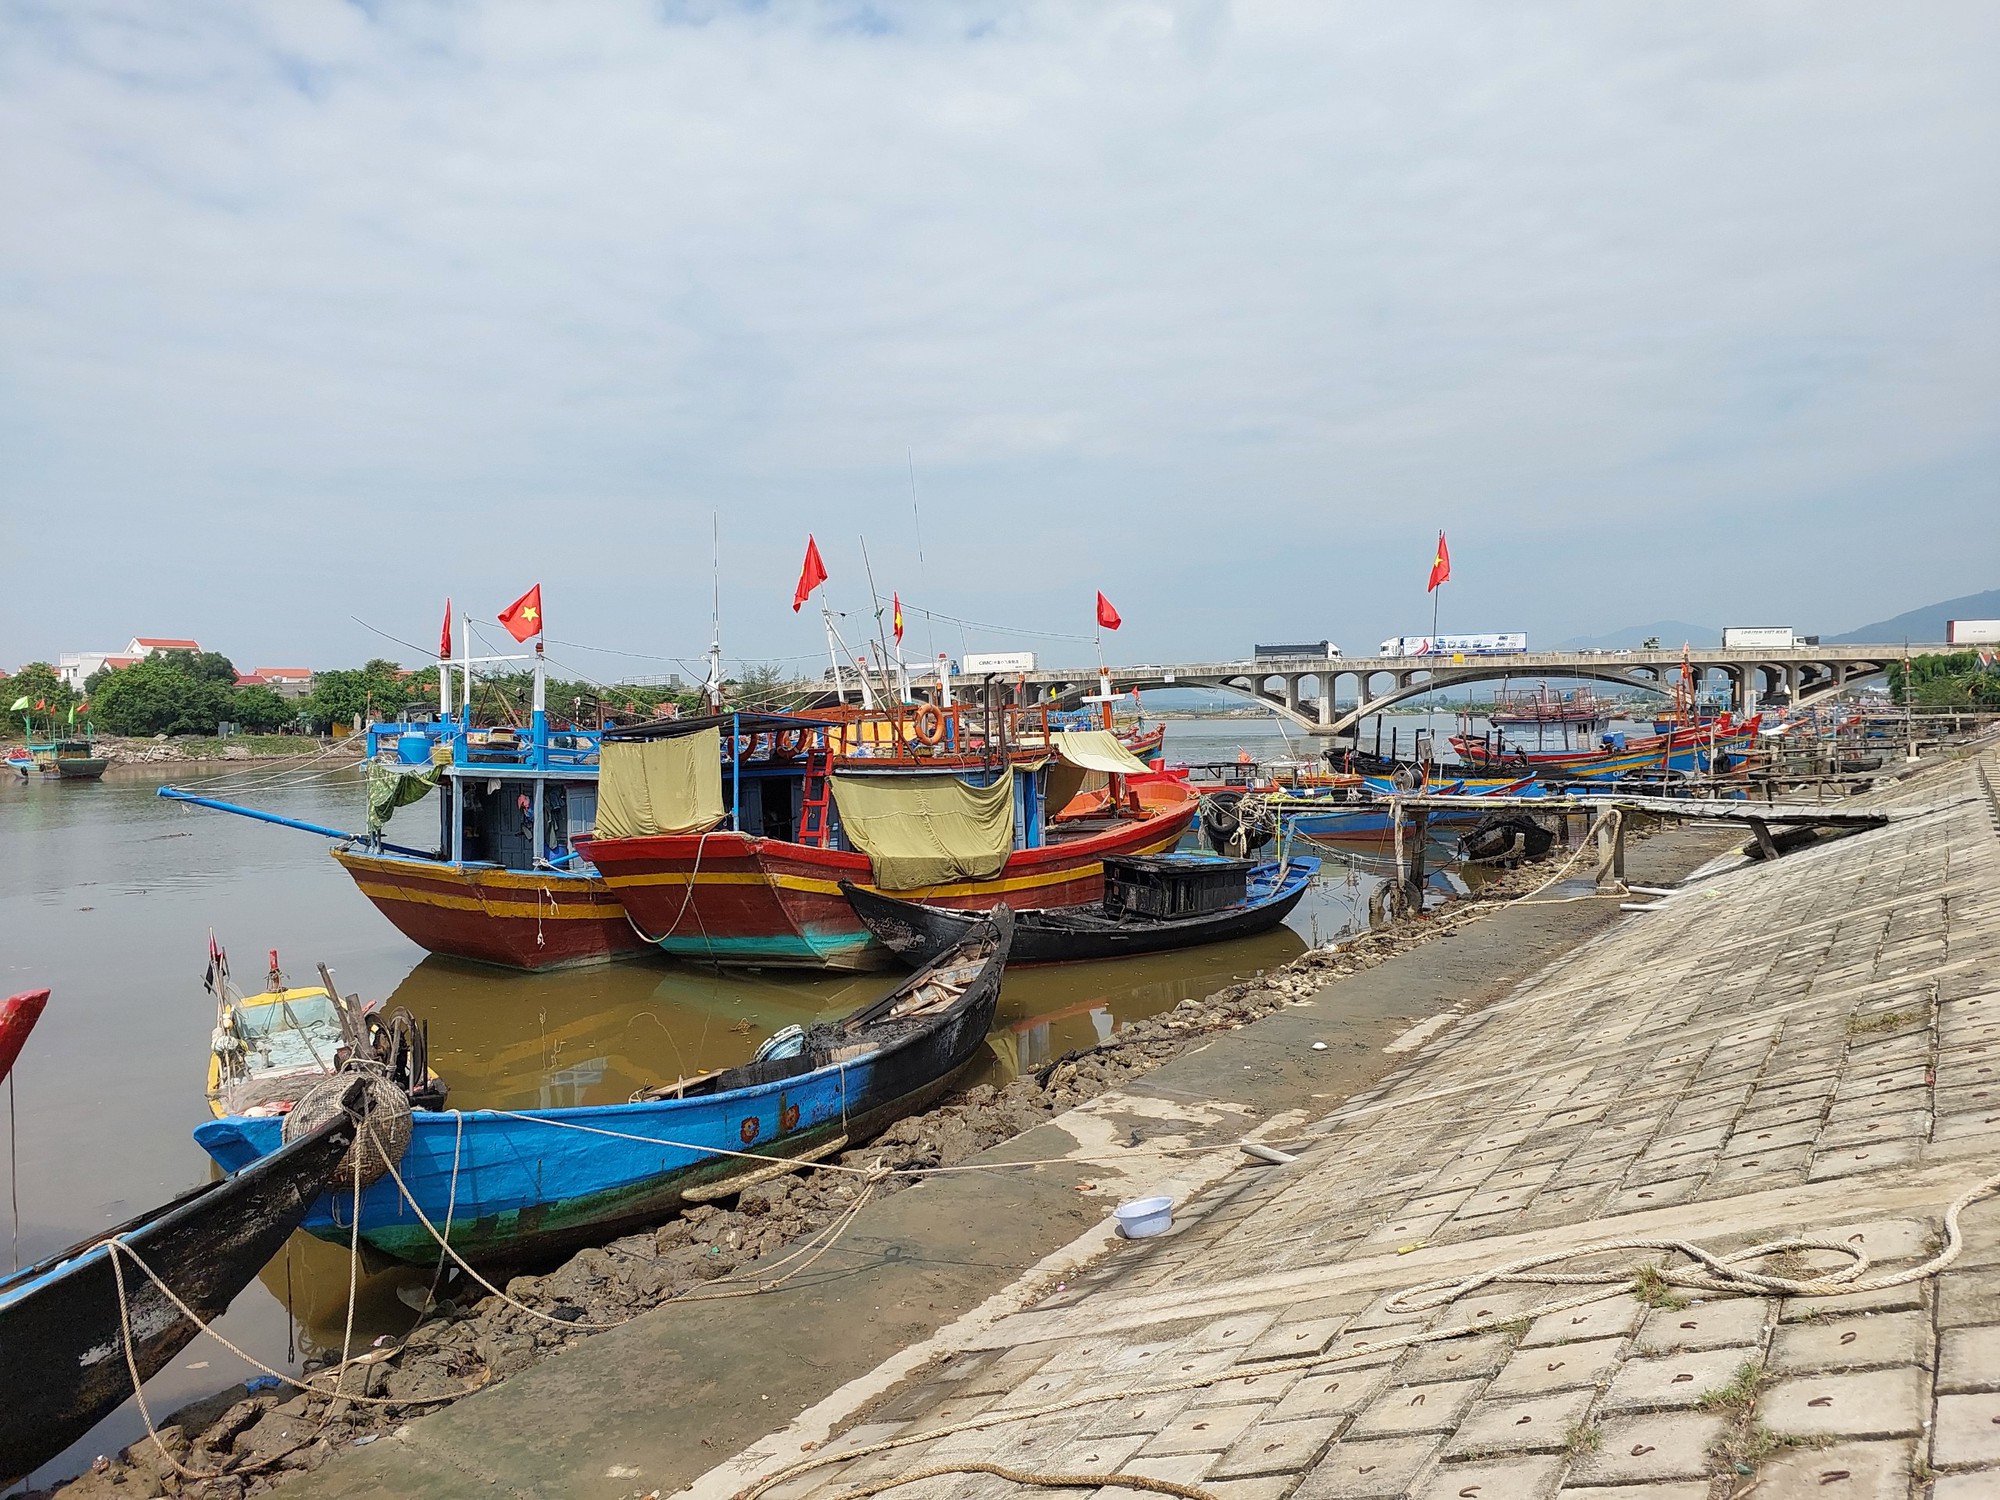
[367,761,441,834]
[830,770,1015,891]
[595,729,726,839]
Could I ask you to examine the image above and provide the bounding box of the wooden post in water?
[1593,813,1617,889]
[1391,799,1408,915]
[1409,809,1429,911]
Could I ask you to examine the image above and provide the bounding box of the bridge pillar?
[1283,676,1300,713]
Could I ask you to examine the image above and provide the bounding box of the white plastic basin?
[1113,1196,1174,1238]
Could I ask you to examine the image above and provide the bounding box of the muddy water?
[0,719,1451,1487]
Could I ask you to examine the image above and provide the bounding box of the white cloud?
[1,1,1995,669]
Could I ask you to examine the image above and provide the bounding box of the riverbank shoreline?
[46,816,1750,1499]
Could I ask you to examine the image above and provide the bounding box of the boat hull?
[845,858,1316,968]
[195,925,1011,1266]
[331,849,650,971]
[0,1111,358,1487]
[581,802,1198,971]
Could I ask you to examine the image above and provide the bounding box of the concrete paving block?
[1099,1450,1219,1492]
[1710,1439,1914,1500]
[1816,1112,1930,1149]
[1345,1379,1485,1438]
[1240,1317,1348,1363]
[1207,1415,1343,1479]
[1521,1295,1646,1348]
[1721,1119,1822,1156]
[1081,1388,1199,1438]
[1601,1346,1759,1412]
[1486,1335,1627,1399]
[1565,1412,1726,1484]
[1442,1387,1594,1457]
[1933,1391,2000,1469]
[1938,1323,2000,1394]
[1136,1401,1271,1457]
[1932,1108,2000,1143]
[1267,1364,1396,1423]
[1938,1270,2000,1329]
[1193,1368,1303,1409]
[1807,1140,1919,1180]
[1291,1436,1442,1499]
[1760,1367,1923,1440]
[1397,1331,1520,1383]
[1768,1310,1927,1373]
[1606,1177,1704,1214]
[1412,1453,1563,1500]
[1554,1486,1708,1500]
[1187,1311,1283,1351]
[1049,1430,1151,1474]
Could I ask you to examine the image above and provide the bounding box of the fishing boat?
[842,854,1317,968]
[204,941,446,1119]
[5,747,32,777]
[36,739,109,781]
[1488,685,1610,728]
[0,990,49,1086]
[1452,718,1761,781]
[581,712,1195,970]
[194,915,1013,1266]
[1273,776,1537,839]
[0,1091,362,1487]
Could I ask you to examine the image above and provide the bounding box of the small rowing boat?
[842,855,1317,968]
[0,1087,362,1487]
[194,914,1014,1266]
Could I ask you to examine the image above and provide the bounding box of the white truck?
[1377,633,1527,658]
[1721,626,1798,651]
[1254,641,1343,660]
[1947,619,2000,647]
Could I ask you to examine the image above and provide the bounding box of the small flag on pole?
[1427,532,1451,593]
[498,585,543,643]
[1096,591,1122,631]
[892,593,904,645]
[792,537,828,613]
[440,598,453,660]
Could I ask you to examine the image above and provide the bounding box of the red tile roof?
[235,673,270,687]
[252,667,313,680]
[133,637,202,650]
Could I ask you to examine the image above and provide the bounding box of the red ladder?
[798,740,834,846]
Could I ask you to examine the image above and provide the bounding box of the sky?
[2,1,1996,682]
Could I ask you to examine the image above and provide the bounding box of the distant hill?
[1555,620,1719,651]
[1828,588,2000,645]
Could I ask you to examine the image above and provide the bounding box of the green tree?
[6,662,77,733]
[1885,652,2000,709]
[303,660,416,732]
[157,649,241,686]
[90,655,236,735]
[232,685,296,732]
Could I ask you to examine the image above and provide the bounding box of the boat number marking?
[740,1117,760,1143]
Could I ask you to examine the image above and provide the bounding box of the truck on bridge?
[1254,641,1343,659]
[1378,633,1527,658]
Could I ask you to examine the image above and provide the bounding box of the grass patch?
[1633,1266,1690,1310]
[1563,1421,1602,1458]
[1845,1010,1918,1036]
[1697,1361,1764,1414]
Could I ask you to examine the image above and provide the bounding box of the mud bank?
[45,818,1730,1500]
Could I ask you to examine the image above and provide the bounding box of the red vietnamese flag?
[892,593,904,644]
[792,536,828,613]
[1095,591,1122,631]
[1427,532,1451,593]
[498,585,543,642]
[440,598,453,660]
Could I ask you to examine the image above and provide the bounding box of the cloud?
[1,1,1995,672]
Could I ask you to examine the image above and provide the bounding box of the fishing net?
[283,1065,414,1188]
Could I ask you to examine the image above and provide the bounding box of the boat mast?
[705,513,724,713]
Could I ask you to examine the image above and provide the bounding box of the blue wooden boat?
[0,1089,361,1487]
[1279,776,1536,838]
[194,912,1013,1267]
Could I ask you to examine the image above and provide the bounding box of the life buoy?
[774,728,806,758]
[913,703,947,747]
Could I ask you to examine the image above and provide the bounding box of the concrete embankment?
[36,814,1746,1500]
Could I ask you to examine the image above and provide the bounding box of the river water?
[0,714,1503,1486]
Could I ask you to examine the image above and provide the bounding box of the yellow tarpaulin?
[594,729,726,838]
[1054,729,1152,775]
[830,770,1015,890]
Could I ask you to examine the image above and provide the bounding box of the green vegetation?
[1632,1265,1690,1310]
[302,659,421,733]
[87,651,264,736]
[5,661,78,734]
[1886,651,2000,708]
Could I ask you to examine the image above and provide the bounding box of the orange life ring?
[774,728,806,758]
[913,703,947,747]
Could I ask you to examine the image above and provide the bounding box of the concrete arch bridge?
[980,645,1909,739]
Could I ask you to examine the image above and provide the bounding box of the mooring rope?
[732,1161,2000,1499]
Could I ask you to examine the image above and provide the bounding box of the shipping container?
[1948,620,2000,647]
[1254,641,1343,659]
[1377,633,1528,658]
[1721,626,1797,651]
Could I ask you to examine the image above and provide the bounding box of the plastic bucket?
[1112,1196,1174,1239]
[398,732,432,765]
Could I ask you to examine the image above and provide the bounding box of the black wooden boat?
[841,856,1318,969]
[0,1085,363,1487]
